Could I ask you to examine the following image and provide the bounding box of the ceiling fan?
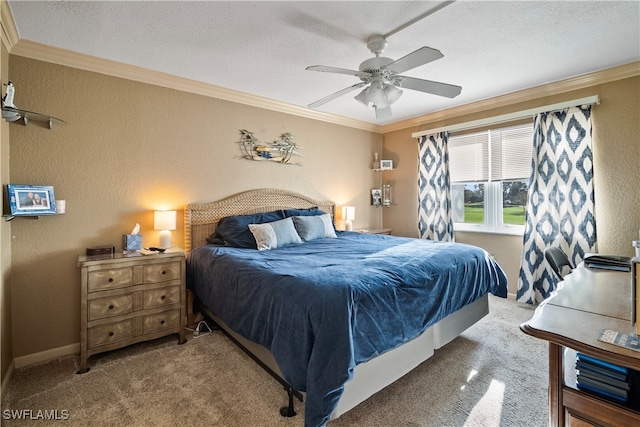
[306,35,462,120]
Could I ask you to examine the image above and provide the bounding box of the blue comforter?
[187,232,507,427]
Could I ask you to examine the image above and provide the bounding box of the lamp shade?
[342,206,355,221]
[342,206,355,231]
[354,88,369,106]
[154,210,176,249]
[154,210,176,230]
[384,84,403,104]
[367,83,387,107]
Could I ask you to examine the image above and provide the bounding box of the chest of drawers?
[77,250,186,373]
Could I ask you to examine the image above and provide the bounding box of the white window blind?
[491,125,533,181]
[449,123,532,183]
[449,132,489,182]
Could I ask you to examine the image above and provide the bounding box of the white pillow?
[248,217,302,251]
[292,214,337,241]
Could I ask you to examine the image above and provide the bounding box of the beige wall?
[3,51,639,365]
[383,76,640,296]
[1,34,12,391]
[7,56,383,358]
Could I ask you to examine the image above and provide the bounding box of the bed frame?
[184,188,489,421]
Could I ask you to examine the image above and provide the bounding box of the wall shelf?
[2,214,43,222]
[372,167,394,207]
[2,106,66,129]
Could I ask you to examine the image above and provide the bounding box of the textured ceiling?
[7,1,640,126]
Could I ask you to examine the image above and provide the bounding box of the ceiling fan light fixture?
[384,84,402,105]
[354,82,400,110]
[354,84,386,107]
[306,34,461,119]
[354,88,369,106]
[367,83,387,106]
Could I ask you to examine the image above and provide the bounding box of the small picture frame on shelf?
[371,188,382,206]
[7,184,57,216]
[380,160,393,170]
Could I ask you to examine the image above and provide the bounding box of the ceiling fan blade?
[375,106,392,120]
[384,47,444,74]
[383,1,457,39]
[306,65,366,77]
[308,83,367,108]
[398,76,462,98]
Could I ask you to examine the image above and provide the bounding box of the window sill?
[454,224,524,237]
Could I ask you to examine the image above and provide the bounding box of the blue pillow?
[283,207,326,217]
[292,214,337,241]
[206,210,286,248]
[248,217,302,251]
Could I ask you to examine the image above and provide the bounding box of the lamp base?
[159,230,172,249]
[345,220,353,231]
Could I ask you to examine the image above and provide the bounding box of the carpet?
[1,295,547,426]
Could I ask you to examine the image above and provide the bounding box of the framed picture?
[7,184,57,216]
[371,188,382,206]
[380,160,393,170]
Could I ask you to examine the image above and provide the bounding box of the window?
[449,123,533,235]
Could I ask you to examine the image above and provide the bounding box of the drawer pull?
[108,304,114,310]
[109,332,114,337]
[108,278,114,283]
[161,295,166,300]
[161,270,166,275]
[160,320,165,325]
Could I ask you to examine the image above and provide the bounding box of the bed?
[184,188,508,427]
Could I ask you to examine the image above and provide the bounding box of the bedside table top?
[78,248,185,266]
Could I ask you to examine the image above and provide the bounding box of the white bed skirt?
[204,293,489,420]
[332,293,489,418]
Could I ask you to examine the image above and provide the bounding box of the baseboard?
[1,359,15,401]
[14,343,79,369]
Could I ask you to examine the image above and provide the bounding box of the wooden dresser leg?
[77,353,89,374]
[548,342,564,427]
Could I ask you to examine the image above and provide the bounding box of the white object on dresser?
[154,210,177,249]
[77,249,186,373]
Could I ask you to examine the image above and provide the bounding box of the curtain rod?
[412,95,600,138]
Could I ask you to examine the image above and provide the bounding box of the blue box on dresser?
[123,234,142,251]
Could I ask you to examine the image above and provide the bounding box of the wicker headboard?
[184,188,336,252]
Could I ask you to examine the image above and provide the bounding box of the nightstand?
[77,249,186,373]
[356,228,392,235]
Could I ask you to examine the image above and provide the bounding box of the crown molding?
[9,39,383,133]
[381,61,640,133]
[0,0,19,51]
[6,33,638,136]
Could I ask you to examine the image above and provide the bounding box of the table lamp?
[342,206,355,231]
[154,210,176,249]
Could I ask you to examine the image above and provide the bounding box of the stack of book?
[583,253,631,272]
[576,353,631,403]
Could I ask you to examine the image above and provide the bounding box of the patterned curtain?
[417,132,454,241]
[517,105,596,304]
